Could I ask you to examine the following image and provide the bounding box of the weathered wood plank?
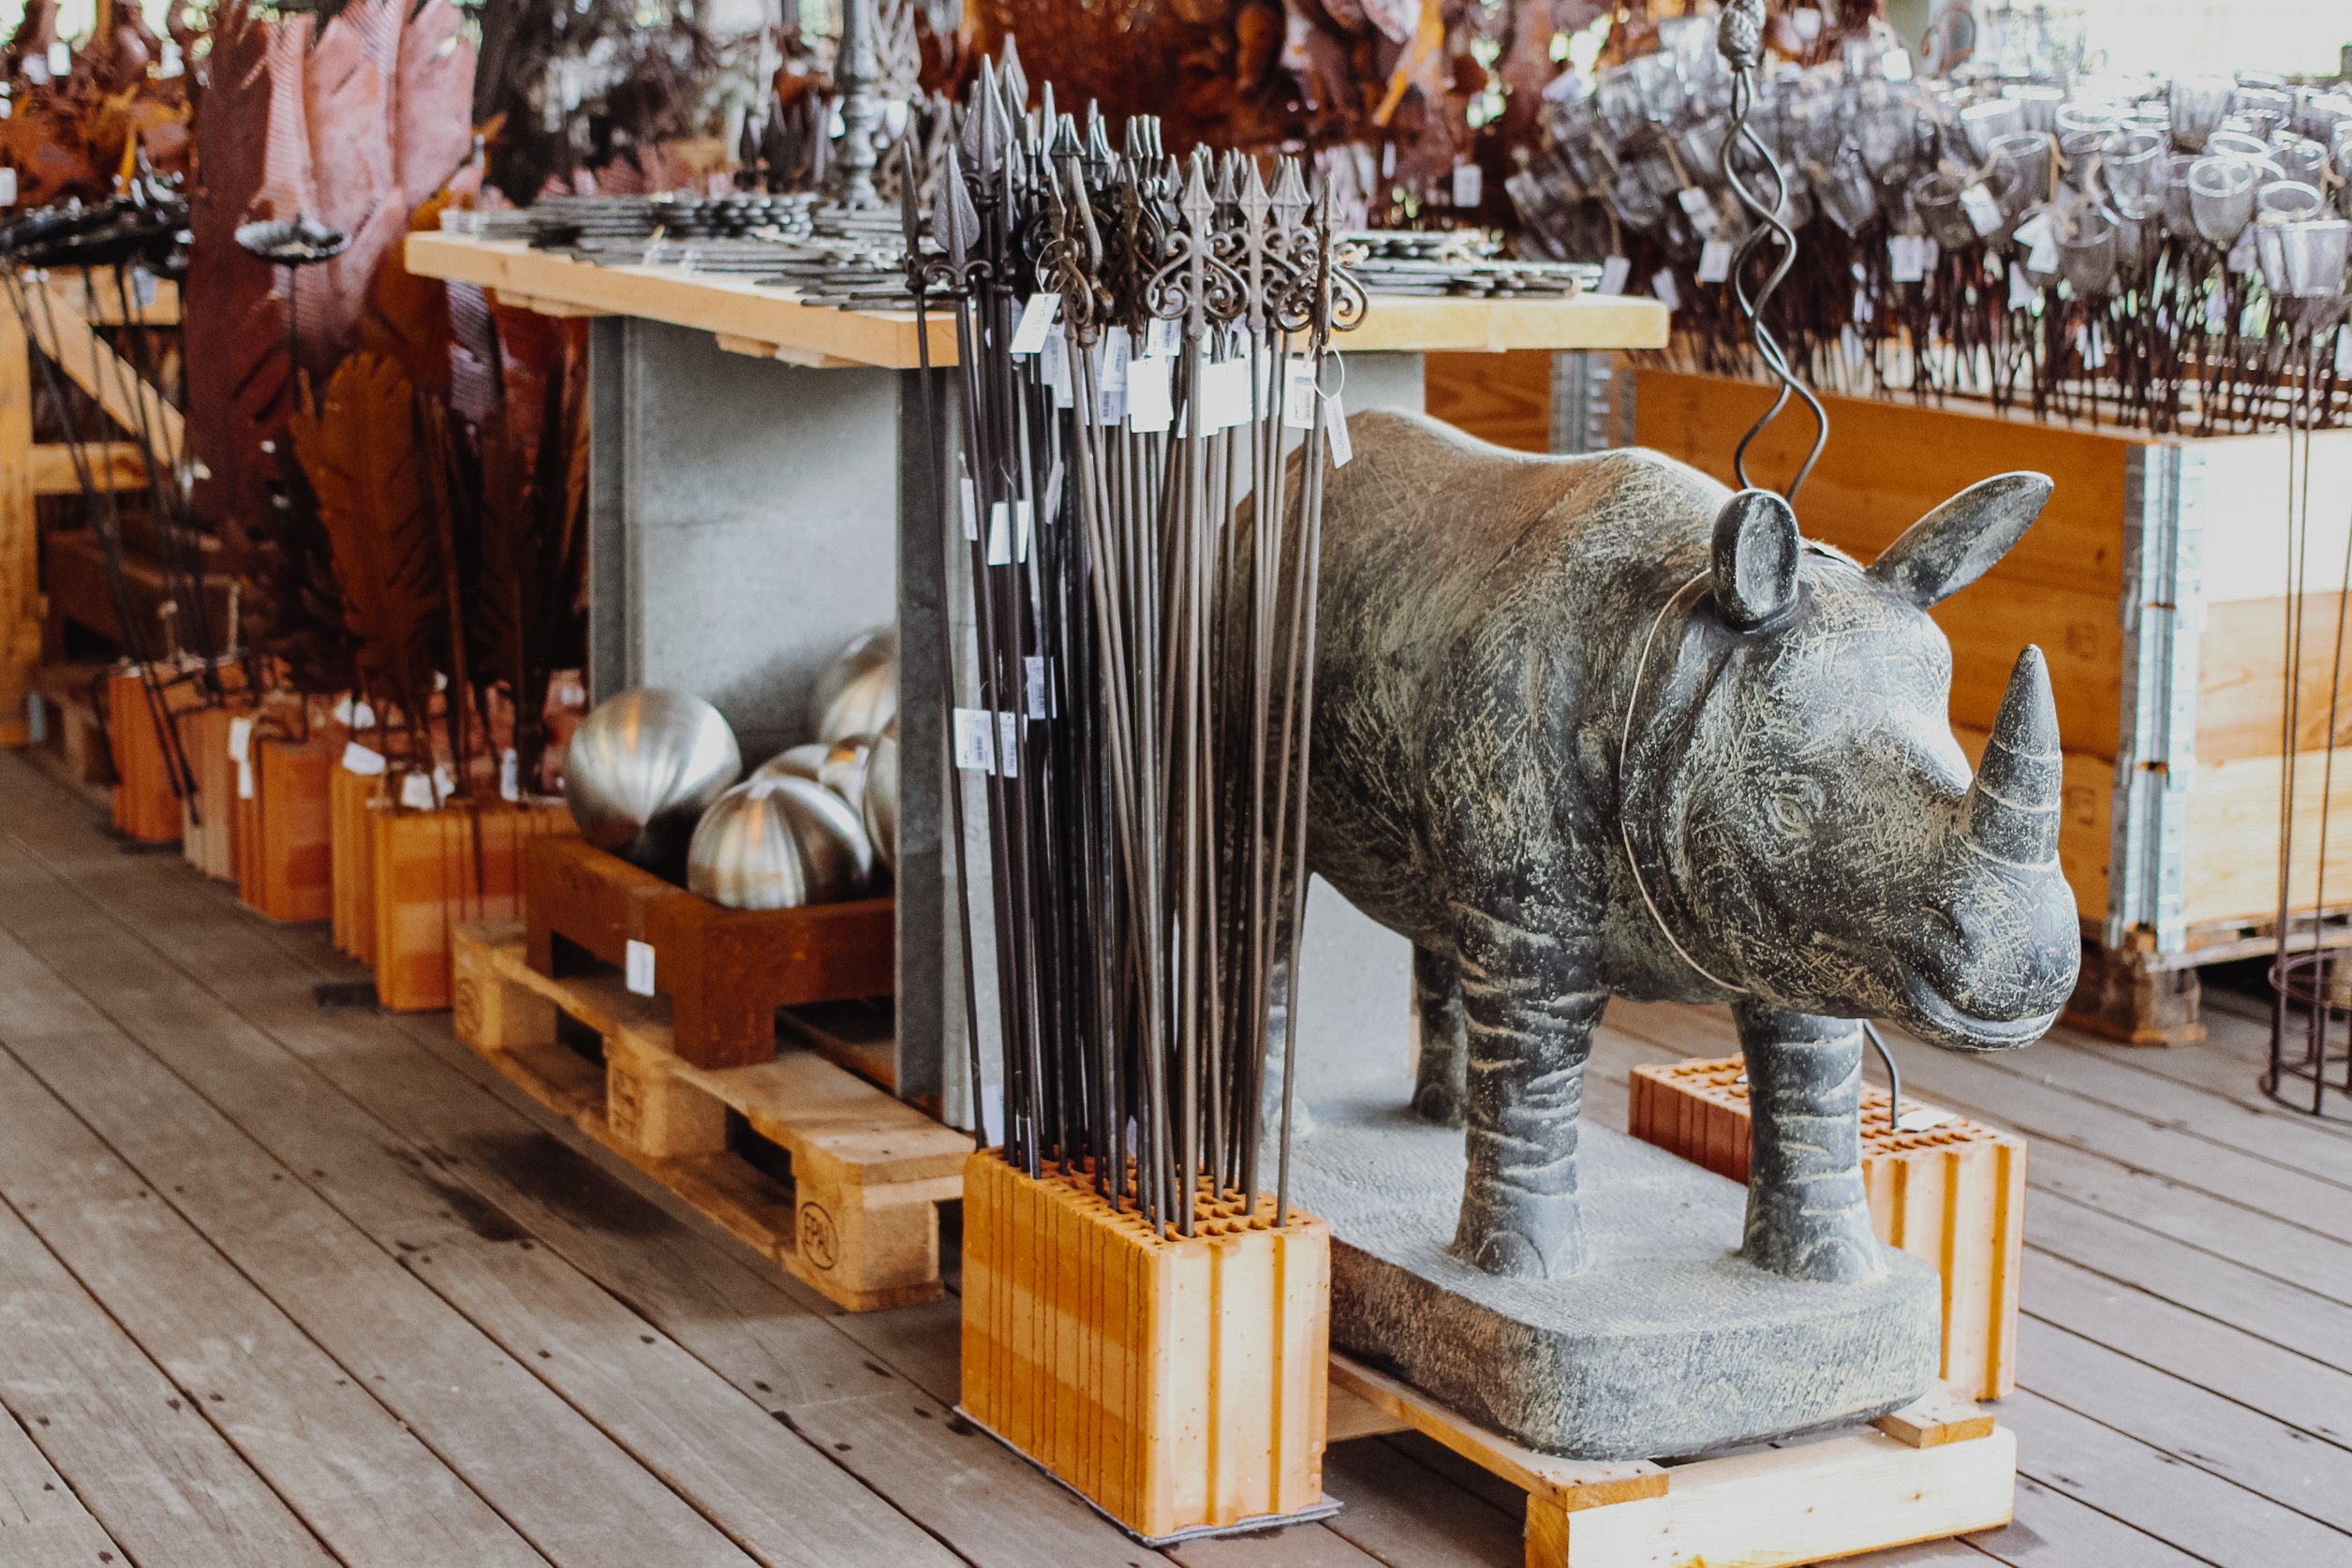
[0,1045,551,1568]
[1320,1438,1522,1568]
[0,938,763,1568]
[2001,1388,2352,1566]
[2016,1316,2352,1532]
[0,1196,337,1568]
[2022,1250,2352,1448]
[0,1404,126,1566]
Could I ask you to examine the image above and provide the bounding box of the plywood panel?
[2182,747,2352,928]
[1424,351,1550,453]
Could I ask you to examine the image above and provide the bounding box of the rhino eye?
[1768,782,1823,838]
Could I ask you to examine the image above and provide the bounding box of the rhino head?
[1635,473,2078,1050]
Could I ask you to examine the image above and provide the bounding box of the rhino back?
[1303,411,1731,938]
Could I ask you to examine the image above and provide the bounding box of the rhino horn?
[1870,472,2054,608]
[1964,647,2063,867]
[1710,489,1799,629]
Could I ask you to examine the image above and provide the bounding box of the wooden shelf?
[406,232,1669,370]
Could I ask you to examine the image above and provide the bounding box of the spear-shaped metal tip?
[1240,157,1271,220]
[937,151,978,270]
[999,34,1028,111]
[1085,106,1115,178]
[1214,151,1239,208]
[974,60,1005,177]
[1181,154,1214,229]
[1041,80,1057,133]
[897,139,924,257]
[1272,157,1309,223]
[1050,112,1083,161]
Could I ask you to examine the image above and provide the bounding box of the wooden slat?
[0,297,33,748]
[30,442,150,494]
[0,1399,127,1562]
[0,1045,551,1568]
[0,1195,339,1568]
[47,274,184,327]
[19,281,185,457]
[1965,1473,2211,1567]
[407,234,1667,371]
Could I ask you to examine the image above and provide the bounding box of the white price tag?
[1651,269,1681,311]
[1792,7,1822,39]
[1678,185,1718,237]
[2226,226,2257,274]
[959,471,978,540]
[2008,261,2035,308]
[1041,331,1073,408]
[1010,292,1059,355]
[1960,183,2002,238]
[1324,394,1353,466]
[500,747,520,801]
[1282,356,1318,429]
[1201,356,1253,429]
[986,501,1012,566]
[1025,657,1048,719]
[953,708,997,774]
[229,717,256,800]
[1881,49,1913,81]
[1096,331,1129,427]
[2205,288,2228,333]
[1888,235,1925,283]
[341,742,386,776]
[2027,236,2058,274]
[1127,353,1174,432]
[2337,327,2352,376]
[1042,457,1064,525]
[1451,162,1483,208]
[0,170,15,207]
[1146,318,1181,357]
[1014,499,1033,563]
[1597,255,1630,295]
[132,267,157,307]
[1697,240,1734,283]
[1842,324,1865,365]
[626,939,657,997]
[399,772,436,810]
[997,712,1019,778]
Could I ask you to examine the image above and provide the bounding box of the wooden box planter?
[329,762,378,961]
[960,1153,1334,1544]
[369,799,576,1011]
[1628,1057,2026,1401]
[1631,369,2352,1043]
[233,732,336,924]
[178,702,251,881]
[524,836,895,1071]
[108,670,186,843]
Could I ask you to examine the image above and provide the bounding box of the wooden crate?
[26,663,112,785]
[1328,1352,2011,1568]
[372,800,576,1011]
[178,702,251,881]
[1629,369,2352,1043]
[451,918,968,1311]
[525,836,895,1070]
[234,732,336,924]
[330,761,378,960]
[960,1152,1333,1544]
[108,671,186,842]
[1627,1057,2026,1401]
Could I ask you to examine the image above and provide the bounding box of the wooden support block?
[1873,1384,2000,1449]
[30,442,147,494]
[1627,1059,2028,1400]
[963,1154,1334,1542]
[2064,939,2207,1045]
[449,919,964,1311]
[524,836,895,1069]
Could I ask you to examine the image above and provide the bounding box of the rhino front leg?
[1736,1003,1884,1283]
[1412,943,1469,1127]
[1449,909,1605,1279]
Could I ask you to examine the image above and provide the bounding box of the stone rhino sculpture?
[1295,410,2078,1285]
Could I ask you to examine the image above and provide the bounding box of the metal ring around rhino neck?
[1617,570,1752,996]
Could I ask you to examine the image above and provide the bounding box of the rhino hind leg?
[1412,943,1470,1126]
[1448,909,1604,1280]
[1736,1004,1885,1283]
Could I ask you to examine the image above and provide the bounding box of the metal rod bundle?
[906,55,1366,1235]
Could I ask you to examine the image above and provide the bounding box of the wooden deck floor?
[0,747,2345,1568]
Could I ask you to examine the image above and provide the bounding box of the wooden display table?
[406,229,1667,1117]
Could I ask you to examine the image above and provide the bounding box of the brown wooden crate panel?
[524,835,895,1069]
[1633,369,2138,599]
[241,736,335,923]
[2182,747,2352,927]
[960,1152,1330,1541]
[451,919,959,1312]
[1425,350,1552,454]
[1627,1057,2026,1401]
[373,803,577,1012]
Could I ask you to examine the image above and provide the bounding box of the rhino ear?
[1711,489,1799,630]
[1869,472,2054,608]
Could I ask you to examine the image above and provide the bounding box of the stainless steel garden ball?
[687,776,873,910]
[562,688,741,876]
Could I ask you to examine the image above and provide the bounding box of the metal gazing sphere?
[751,743,831,783]
[863,719,899,875]
[818,735,873,811]
[811,623,897,738]
[817,647,898,745]
[563,689,742,875]
[687,777,874,910]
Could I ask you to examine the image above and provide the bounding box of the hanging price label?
[1651,269,1681,311]
[1010,292,1059,354]
[2008,261,2035,309]
[1888,234,1926,283]
[1025,657,1048,719]
[1147,318,1181,357]
[500,748,520,802]
[1960,183,2003,237]
[2338,327,2352,376]
[1041,332,1073,408]
[1042,458,1064,525]
[953,709,997,774]
[1451,163,1483,208]
[1325,393,1353,467]
[1282,356,1318,429]
[986,501,1013,566]
[1597,255,1631,295]
[1127,353,1174,432]
[2226,226,2258,274]
[341,742,386,776]
[997,712,1019,778]
[626,939,657,997]
[1678,185,1719,237]
[1200,356,1253,429]
[959,472,978,540]
[1097,329,1131,427]
[1696,240,1734,283]
[228,717,256,800]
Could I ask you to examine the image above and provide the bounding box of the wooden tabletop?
[407,231,1670,370]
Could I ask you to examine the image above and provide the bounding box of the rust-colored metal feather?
[290,351,447,726]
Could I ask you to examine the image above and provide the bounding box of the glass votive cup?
[1960,98,2024,160]
[1991,132,2051,214]
[1911,170,1980,250]
[2187,155,2256,246]
[2057,207,2119,295]
[2102,128,2167,220]
[2169,76,2233,153]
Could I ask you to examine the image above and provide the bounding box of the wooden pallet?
[525,836,895,1070]
[1327,1353,2011,1568]
[1626,1058,2026,1401]
[451,918,967,1311]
